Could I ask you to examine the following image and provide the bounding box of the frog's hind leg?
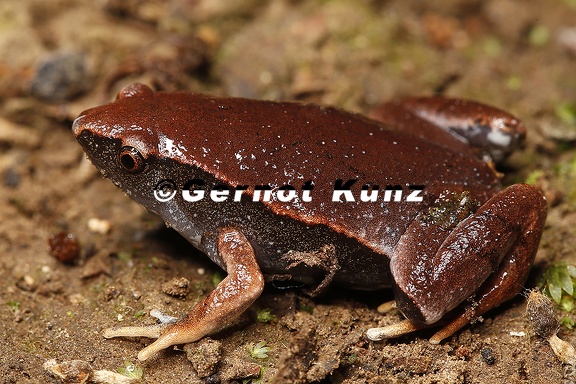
[103,227,264,361]
[427,185,546,343]
[367,184,547,343]
[369,97,526,164]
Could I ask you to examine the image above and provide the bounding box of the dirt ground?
[2,0,576,383]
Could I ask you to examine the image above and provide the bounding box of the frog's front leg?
[367,184,547,342]
[103,227,264,361]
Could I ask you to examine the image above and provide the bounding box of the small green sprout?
[525,169,543,185]
[555,102,576,126]
[256,308,276,323]
[538,262,576,311]
[212,272,224,287]
[528,25,550,46]
[134,309,146,319]
[117,360,143,379]
[561,317,576,329]
[117,251,133,263]
[6,300,20,313]
[300,304,314,314]
[248,341,271,359]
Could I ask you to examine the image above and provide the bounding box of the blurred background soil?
[2,0,576,383]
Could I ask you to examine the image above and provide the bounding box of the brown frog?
[73,83,547,361]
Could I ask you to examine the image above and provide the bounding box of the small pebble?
[44,358,141,383]
[17,275,36,292]
[30,51,89,102]
[481,347,496,365]
[103,285,121,301]
[184,338,223,378]
[558,27,576,55]
[150,309,178,324]
[48,232,80,264]
[527,289,576,365]
[4,168,20,188]
[527,289,559,339]
[43,359,92,384]
[87,218,111,235]
[162,277,191,298]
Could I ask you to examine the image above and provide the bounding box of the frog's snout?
[72,115,86,137]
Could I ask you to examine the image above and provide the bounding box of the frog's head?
[72,84,213,236]
[73,84,165,212]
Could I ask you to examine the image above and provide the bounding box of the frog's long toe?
[376,300,397,314]
[366,319,422,341]
[103,324,166,339]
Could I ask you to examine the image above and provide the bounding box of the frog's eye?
[118,146,146,173]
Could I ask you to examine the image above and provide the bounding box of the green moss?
[553,155,576,203]
[561,316,576,329]
[116,251,133,262]
[555,103,576,125]
[300,304,314,314]
[539,262,576,311]
[506,75,522,91]
[117,361,143,379]
[256,308,276,323]
[212,271,224,287]
[134,309,146,319]
[525,170,544,185]
[483,37,502,57]
[248,341,271,359]
[6,300,19,313]
[529,25,551,46]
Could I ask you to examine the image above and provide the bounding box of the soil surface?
[2,1,576,383]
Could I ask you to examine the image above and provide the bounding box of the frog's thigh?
[369,101,470,153]
[370,97,526,163]
[105,227,264,361]
[429,185,547,343]
[369,184,546,342]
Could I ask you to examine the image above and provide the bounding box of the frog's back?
[79,89,500,258]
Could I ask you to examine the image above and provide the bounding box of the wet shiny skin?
[73,83,546,360]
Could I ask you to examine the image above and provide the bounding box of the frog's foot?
[103,227,264,361]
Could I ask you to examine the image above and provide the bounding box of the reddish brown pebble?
[48,232,80,264]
